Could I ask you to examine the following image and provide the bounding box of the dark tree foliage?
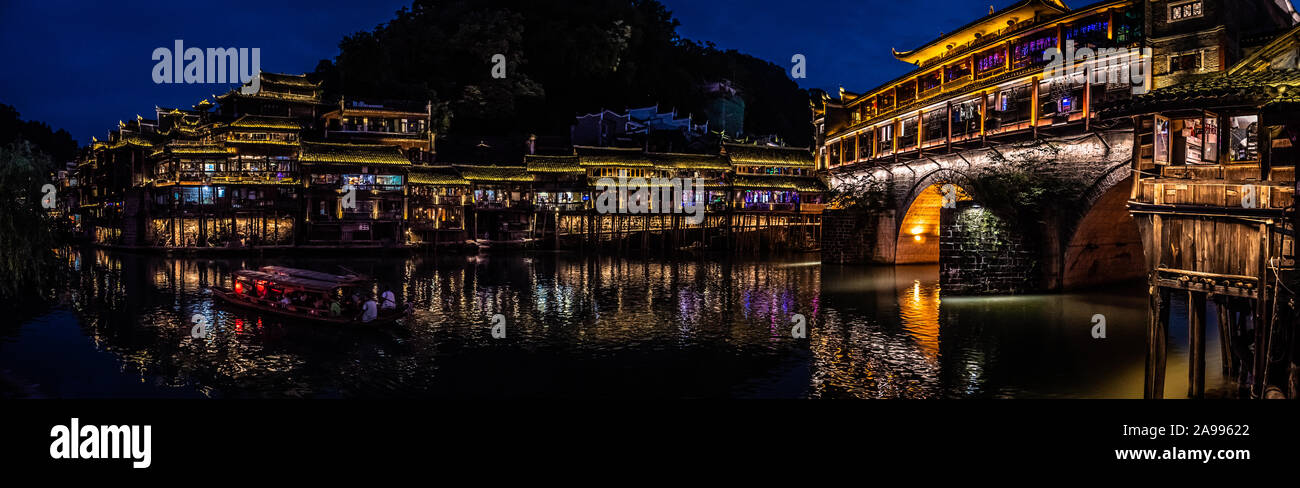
[0,141,62,303]
[0,104,78,170]
[313,0,811,147]
[956,143,1089,251]
[0,104,74,305]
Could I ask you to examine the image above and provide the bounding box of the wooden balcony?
[1133,164,1295,210]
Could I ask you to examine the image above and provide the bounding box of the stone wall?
[821,210,873,264]
[939,203,1039,295]
[821,209,896,264]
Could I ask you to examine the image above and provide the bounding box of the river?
[0,248,1235,398]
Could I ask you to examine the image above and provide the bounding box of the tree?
[957,143,1088,234]
[0,103,78,169]
[313,0,811,147]
[0,141,62,302]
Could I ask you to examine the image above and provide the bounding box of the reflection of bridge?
[537,210,824,253]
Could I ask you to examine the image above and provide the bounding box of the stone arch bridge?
[824,130,1143,294]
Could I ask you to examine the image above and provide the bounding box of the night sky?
[0,0,999,144]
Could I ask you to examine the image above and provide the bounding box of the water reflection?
[0,248,1223,398]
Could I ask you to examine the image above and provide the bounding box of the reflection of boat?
[678,241,705,253]
[474,238,534,251]
[210,267,403,325]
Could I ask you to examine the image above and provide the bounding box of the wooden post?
[946,101,953,153]
[1030,76,1039,140]
[1130,115,1142,200]
[1189,290,1207,398]
[1083,65,1092,132]
[1215,296,1234,375]
[1254,222,1271,397]
[1145,283,1171,399]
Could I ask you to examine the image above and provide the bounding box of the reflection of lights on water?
[912,280,920,304]
[777,261,821,268]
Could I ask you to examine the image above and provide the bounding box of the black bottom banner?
[1,400,1294,477]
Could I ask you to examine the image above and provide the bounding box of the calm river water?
[0,248,1235,398]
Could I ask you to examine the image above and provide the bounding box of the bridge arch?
[890,157,1146,288]
[1060,162,1146,289]
[895,167,970,264]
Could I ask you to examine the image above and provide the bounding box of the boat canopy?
[259,266,364,284]
[233,270,352,293]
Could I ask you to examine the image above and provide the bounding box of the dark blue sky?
[0,0,1000,144]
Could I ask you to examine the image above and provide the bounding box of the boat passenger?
[329,300,343,317]
[381,289,397,310]
[360,296,379,323]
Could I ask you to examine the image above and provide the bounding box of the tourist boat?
[210,266,404,325]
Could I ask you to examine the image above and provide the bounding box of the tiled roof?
[299,142,409,166]
[409,166,469,186]
[230,115,303,130]
[732,175,827,192]
[723,144,814,167]
[575,146,655,167]
[108,134,158,150]
[648,152,730,170]
[455,165,534,182]
[260,72,322,88]
[1109,69,1300,115]
[525,154,583,174]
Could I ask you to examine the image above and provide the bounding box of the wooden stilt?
[1145,283,1171,399]
[1189,290,1207,398]
[1254,223,1271,398]
[1215,296,1233,375]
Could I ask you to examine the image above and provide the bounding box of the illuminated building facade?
[814,0,1298,171]
[68,73,827,250]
